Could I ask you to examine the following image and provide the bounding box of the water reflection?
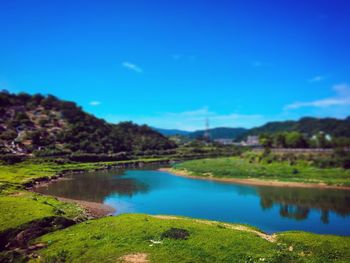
[34,168,350,234]
[35,169,149,202]
[257,187,350,223]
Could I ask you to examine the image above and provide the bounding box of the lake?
[34,167,350,235]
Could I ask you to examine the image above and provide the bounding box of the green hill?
[238,117,350,140]
[0,91,176,155]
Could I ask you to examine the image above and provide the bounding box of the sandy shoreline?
[159,168,350,190]
[56,197,115,218]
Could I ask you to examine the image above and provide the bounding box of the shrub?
[0,154,26,164]
[68,152,130,162]
[161,228,190,240]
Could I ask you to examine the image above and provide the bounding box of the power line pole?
[204,118,210,141]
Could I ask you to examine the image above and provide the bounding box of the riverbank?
[160,168,350,190]
[55,197,115,218]
[169,157,350,189]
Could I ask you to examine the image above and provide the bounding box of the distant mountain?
[238,117,350,140]
[156,117,350,142]
[155,127,247,140]
[153,128,191,136]
[189,127,248,140]
[0,91,176,155]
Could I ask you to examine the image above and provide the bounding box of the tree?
[259,134,273,148]
[313,132,330,148]
[285,132,308,148]
[273,133,286,148]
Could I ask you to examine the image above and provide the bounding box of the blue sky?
[1,0,349,131]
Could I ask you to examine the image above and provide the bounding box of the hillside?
[0,91,176,155]
[238,117,350,140]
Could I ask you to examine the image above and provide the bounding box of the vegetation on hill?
[0,91,176,156]
[239,117,350,140]
[257,131,350,149]
[156,117,350,148]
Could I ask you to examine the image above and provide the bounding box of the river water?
[34,168,350,235]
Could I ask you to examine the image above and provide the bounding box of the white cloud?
[284,83,350,110]
[89,101,101,106]
[122,62,143,73]
[308,75,325,83]
[104,107,266,131]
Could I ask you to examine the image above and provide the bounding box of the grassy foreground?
[32,214,350,263]
[173,157,350,186]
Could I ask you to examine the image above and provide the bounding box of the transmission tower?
[204,118,210,141]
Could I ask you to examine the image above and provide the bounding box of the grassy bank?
[0,157,170,256]
[0,157,172,189]
[32,214,350,263]
[0,192,84,233]
[172,156,350,187]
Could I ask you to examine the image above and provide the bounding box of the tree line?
[259,131,350,149]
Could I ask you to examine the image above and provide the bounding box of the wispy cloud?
[122,61,143,73]
[308,75,325,83]
[104,107,266,131]
[89,101,101,106]
[284,83,350,110]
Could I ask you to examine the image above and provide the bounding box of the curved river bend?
[35,168,350,235]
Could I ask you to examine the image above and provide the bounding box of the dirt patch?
[56,197,115,218]
[119,253,149,263]
[220,223,276,242]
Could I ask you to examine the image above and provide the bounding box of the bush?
[68,152,130,162]
[0,154,26,164]
[161,228,190,240]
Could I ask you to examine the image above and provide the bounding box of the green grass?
[0,192,84,233]
[173,157,350,186]
[33,214,350,263]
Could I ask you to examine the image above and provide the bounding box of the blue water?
[35,169,350,235]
